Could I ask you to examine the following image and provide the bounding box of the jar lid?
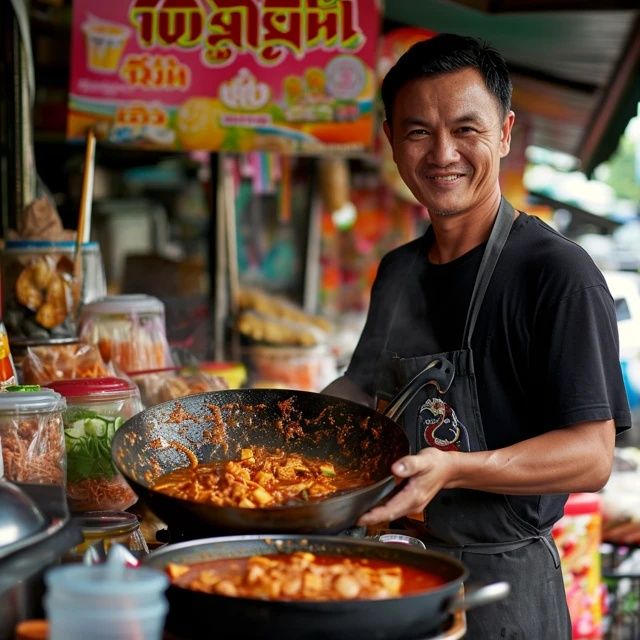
[80,294,164,315]
[0,386,65,413]
[46,377,137,398]
[76,510,140,535]
[563,492,601,516]
[4,240,99,250]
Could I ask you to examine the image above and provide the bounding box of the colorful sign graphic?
[68,0,381,153]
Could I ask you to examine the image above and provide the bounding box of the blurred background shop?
[1,1,640,639]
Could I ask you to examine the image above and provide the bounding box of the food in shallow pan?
[152,446,372,509]
[166,550,446,601]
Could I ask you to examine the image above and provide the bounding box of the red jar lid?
[46,376,137,398]
[563,492,601,516]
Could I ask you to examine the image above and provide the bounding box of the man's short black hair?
[381,33,513,125]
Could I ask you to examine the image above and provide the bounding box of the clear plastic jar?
[45,377,143,512]
[65,511,149,562]
[1,240,106,345]
[0,386,66,486]
[78,295,172,374]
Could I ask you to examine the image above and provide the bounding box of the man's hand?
[358,447,458,526]
[358,419,615,527]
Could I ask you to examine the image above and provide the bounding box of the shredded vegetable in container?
[46,377,143,512]
[0,385,66,485]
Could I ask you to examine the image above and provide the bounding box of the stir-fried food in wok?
[166,551,446,601]
[152,446,372,508]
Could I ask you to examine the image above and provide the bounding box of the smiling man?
[322,33,631,638]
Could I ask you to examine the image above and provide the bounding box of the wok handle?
[382,358,455,422]
[448,581,511,613]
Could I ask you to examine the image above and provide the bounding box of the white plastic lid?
[0,387,66,414]
[80,294,164,316]
[45,563,168,601]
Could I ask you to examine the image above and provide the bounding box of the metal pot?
[111,359,454,536]
[145,533,509,640]
[0,483,82,640]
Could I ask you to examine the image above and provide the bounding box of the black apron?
[374,199,571,639]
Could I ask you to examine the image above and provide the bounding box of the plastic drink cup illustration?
[82,16,131,74]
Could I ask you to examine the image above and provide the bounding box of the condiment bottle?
[45,377,143,512]
[78,294,172,373]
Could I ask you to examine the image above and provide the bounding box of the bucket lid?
[80,294,164,315]
[46,377,137,399]
[0,386,65,413]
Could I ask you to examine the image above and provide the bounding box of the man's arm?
[358,419,615,526]
[455,419,615,493]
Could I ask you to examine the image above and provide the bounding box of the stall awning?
[384,0,640,176]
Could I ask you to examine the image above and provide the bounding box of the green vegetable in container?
[63,407,124,484]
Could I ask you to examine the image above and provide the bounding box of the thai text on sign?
[68,0,381,153]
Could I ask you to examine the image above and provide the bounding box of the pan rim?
[112,388,410,532]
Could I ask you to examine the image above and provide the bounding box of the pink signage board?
[68,0,381,153]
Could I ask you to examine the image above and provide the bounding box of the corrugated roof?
[384,0,640,174]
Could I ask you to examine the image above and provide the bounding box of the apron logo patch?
[419,398,470,451]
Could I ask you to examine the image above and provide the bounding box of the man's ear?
[383,120,393,159]
[383,120,392,144]
[499,111,515,158]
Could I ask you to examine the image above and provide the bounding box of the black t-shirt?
[346,211,632,530]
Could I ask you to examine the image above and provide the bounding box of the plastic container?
[65,511,149,562]
[44,563,168,640]
[0,386,66,486]
[79,294,172,374]
[45,377,143,512]
[1,240,106,345]
[245,344,338,392]
[129,366,228,408]
[197,361,247,389]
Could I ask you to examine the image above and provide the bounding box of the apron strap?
[424,531,560,567]
[462,197,516,348]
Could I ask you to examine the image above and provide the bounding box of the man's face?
[384,68,514,218]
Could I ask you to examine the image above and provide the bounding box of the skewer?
[74,128,96,275]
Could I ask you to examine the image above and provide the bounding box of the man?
[323,33,631,638]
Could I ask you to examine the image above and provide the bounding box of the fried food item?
[13,257,79,329]
[35,302,67,329]
[16,267,45,310]
[237,310,325,347]
[237,288,333,333]
[31,258,55,289]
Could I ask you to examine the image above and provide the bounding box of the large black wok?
[112,359,454,535]
[145,534,509,640]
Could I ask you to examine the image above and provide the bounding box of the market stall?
[2,1,640,639]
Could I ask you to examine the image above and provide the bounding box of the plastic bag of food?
[130,367,228,408]
[21,341,114,385]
